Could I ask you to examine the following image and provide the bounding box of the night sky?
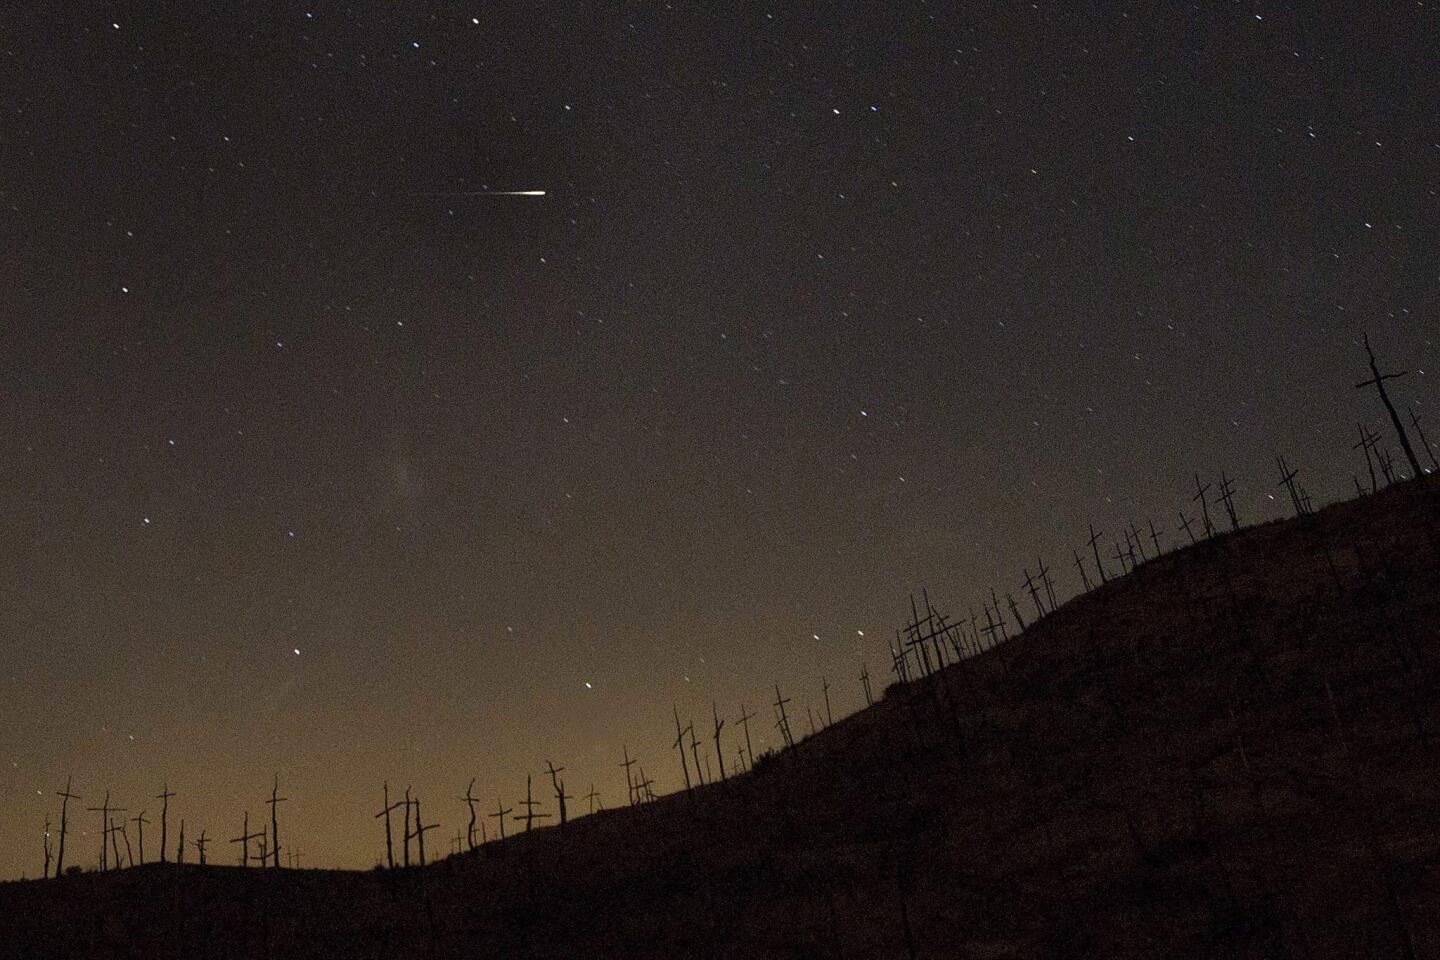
[2,3,1437,877]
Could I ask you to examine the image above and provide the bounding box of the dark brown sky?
[1,3,1437,877]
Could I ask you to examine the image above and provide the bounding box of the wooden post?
[860,663,874,707]
[1006,592,1027,633]
[53,777,81,877]
[1276,455,1305,517]
[42,814,52,879]
[821,680,834,729]
[267,771,286,869]
[193,828,209,866]
[1356,332,1424,479]
[1178,510,1198,545]
[459,778,480,850]
[1147,518,1164,558]
[402,787,413,867]
[1022,568,1045,619]
[375,782,402,869]
[155,783,175,864]
[176,821,185,865]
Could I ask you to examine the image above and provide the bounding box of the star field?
[0,3,1437,876]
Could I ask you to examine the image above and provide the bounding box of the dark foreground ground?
[4,478,1440,959]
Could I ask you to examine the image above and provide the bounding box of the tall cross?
[1192,473,1214,538]
[53,777,82,876]
[737,704,757,768]
[1178,510,1198,545]
[544,761,569,826]
[266,775,287,868]
[1088,522,1107,584]
[711,702,727,780]
[1147,518,1164,558]
[228,811,263,867]
[375,782,403,869]
[619,745,639,806]
[1353,422,1382,493]
[1037,557,1058,612]
[85,792,126,872]
[1022,568,1045,618]
[192,828,209,866]
[515,775,551,832]
[1355,332,1424,479]
[489,798,513,840]
[1127,522,1148,563]
[1217,472,1241,532]
[671,705,693,794]
[155,783,176,864]
[688,722,705,785]
[130,810,149,865]
[1408,406,1439,473]
[407,796,439,866]
[773,684,795,749]
[1275,455,1304,517]
[1073,549,1092,592]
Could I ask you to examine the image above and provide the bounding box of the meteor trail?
[409,190,546,197]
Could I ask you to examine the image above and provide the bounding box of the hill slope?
[4,479,1440,959]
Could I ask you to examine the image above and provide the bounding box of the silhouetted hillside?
[4,478,1439,959]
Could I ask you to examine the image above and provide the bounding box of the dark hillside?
[4,479,1439,959]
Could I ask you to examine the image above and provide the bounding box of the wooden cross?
[402,787,414,867]
[545,761,569,826]
[290,848,303,869]
[1088,522,1108,584]
[583,784,602,815]
[1408,406,1439,473]
[711,702,727,781]
[672,706,694,793]
[773,684,795,749]
[1379,446,1397,485]
[229,811,263,867]
[155,783,176,864]
[737,704,757,768]
[636,767,656,803]
[406,796,438,866]
[375,781,403,869]
[459,778,480,850]
[619,745,639,807]
[1073,549,1092,592]
[192,828,208,866]
[821,679,834,728]
[889,632,911,683]
[1111,541,1129,576]
[266,775,287,869]
[131,810,149,866]
[489,797,513,839]
[175,820,185,865]
[1006,592,1026,633]
[1192,473,1215,538]
[1353,422,1381,493]
[1127,522,1148,563]
[1178,510,1198,545]
[1217,472,1241,532]
[860,663,873,707]
[1147,518,1164,558]
[688,722,706,785]
[85,792,126,872]
[1275,455,1305,517]
[1022,568,1045,619]
[1355,332,1424,479]
[980,604,1005,650]
[53,777,81,876]
[42,813,52,879]
[107,818,123,871]
[1038,557,1058,612]
[255,834,268,865]
[515,775,551,832]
